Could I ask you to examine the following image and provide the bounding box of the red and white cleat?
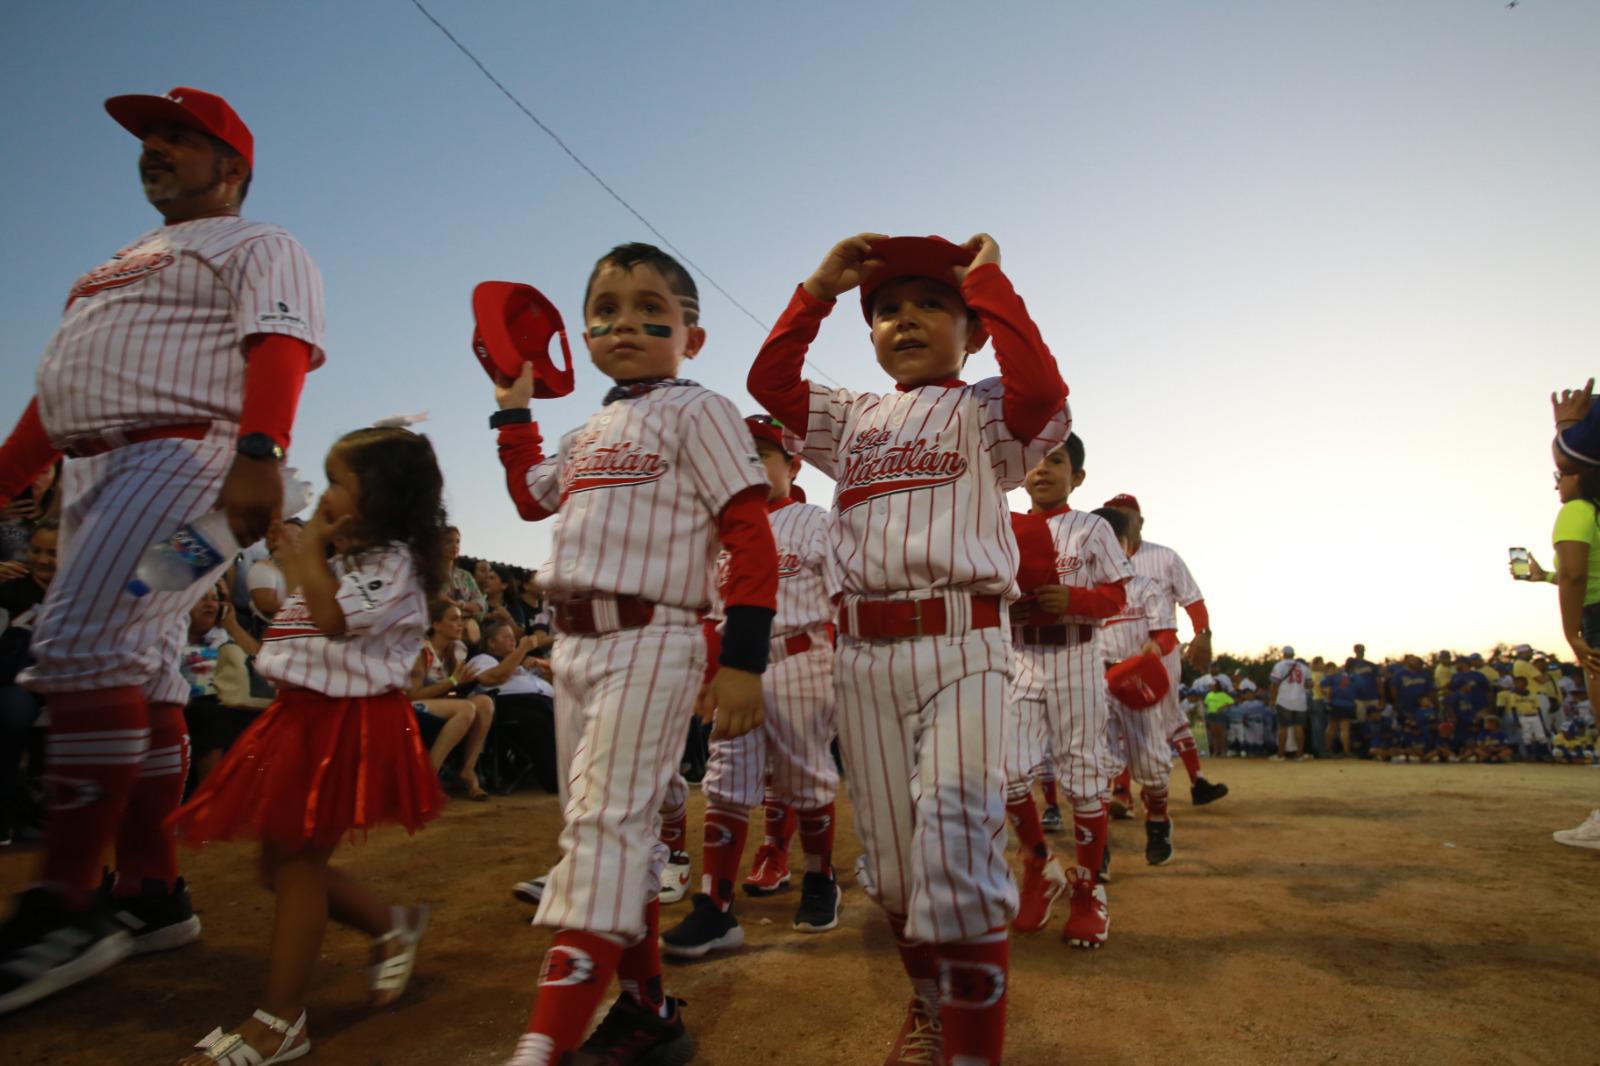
[883,996,942,1066]
[1062,868,1109,950]
[741,842,792,896]
[1012,855,1068,933]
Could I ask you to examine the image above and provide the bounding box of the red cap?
[858,236,988,350]
[104,87,254,169]
[1106,653,1170,711]
[471,281,575,398]
[1103,493,1141,513]
[744,414,802,456]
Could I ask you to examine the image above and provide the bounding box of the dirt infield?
[3,759,1597,1065]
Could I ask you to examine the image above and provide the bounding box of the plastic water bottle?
[127,468,314,597]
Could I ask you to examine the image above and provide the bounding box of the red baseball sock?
[762,788,795,850]
[1072,801,1108,882]
[889,912,940,1009]
[524,929,625,1054]
[1004,792,1049,863]
[1113,767,1132,797]
[659,801,687,855]
[41,687,151,909]
[1142,786,1170,822]
[1039,776,1059,809]
[936,933,1010,1066]
[1172,727,1203,785]
[113,702,189,895]
[616,897,665,1016]
[701,806,748,910]
[796,803,835,876]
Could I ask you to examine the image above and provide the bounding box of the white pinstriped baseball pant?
[1102,684,1174,792]
[1003,637,1108,806]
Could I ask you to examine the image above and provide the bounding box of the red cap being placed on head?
[745,414,803,457]
[104,87,254,169]
[1106,653,1170,711]
[1103,493,1141,513]
[857,236,988,350]
[471,281,575,398]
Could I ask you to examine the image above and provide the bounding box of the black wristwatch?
[237,432,285,461]
[489,408,533,430]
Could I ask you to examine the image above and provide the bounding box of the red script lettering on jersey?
[68,251,176,302]
[562,441,669,497]
[836,430,968,513]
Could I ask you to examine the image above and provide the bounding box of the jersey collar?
[894,377,965,393]
[1032,502,1072,517]
[767,496,797,513]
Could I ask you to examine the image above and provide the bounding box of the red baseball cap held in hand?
[1107,653,1170,711]
[857,236,989,351]
[104,87,254,169]
[1103,493,1141,513]
[471,281,575,398]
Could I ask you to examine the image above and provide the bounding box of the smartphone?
[1509,546,1531,579]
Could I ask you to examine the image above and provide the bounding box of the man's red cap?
[857,236,988,351]
[1103,493,1141,513]
[104,87,254,169]
[1106,653,1170,711]
[471,281,575,398]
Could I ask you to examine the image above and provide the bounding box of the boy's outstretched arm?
[956,233,1067,443]
[493,362,559,521]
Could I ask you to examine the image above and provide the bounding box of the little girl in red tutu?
[171,426,450,1065]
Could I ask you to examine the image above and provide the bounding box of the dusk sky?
[3,1,1596,660]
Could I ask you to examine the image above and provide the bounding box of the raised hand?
[803,233,888,302]
[951,233,1001,282]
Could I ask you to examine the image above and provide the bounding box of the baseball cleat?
[1012,856,1068,933]
[0,887,133,1017]
[1062,874,1109,950]
[1144,819,1174,866]
[661,894,744,959]
[1039,805,1064,834]
[110,876,202,955]
[793,872,842,933]
[565,993,695,1065]
[1191,778,1229,806]
[659,852,692,905]
[1553,809,1600,850]
[883,996,942,1066]
[511,876,547,906]
[742,842,792,896]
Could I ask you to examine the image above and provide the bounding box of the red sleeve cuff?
[1183,600,1210,634]
[239,334,312,450]
[496,422,553,520]
[1069,581,1127,620]
[1152,629,1180,656]
[0,398,61,501]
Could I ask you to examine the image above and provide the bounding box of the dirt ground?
[3,759,1598,1066]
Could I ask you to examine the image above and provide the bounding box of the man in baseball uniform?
[750,233,1069,1066]
[1005,434,1131,948]
[1101,495,1229,808]
[0,87,323,1015]
[662,415,843,957]
[494,243,777,1066]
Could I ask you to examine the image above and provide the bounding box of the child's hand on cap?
[803,232,887,302]
[952,232,1001,282]
[495,361,536,411]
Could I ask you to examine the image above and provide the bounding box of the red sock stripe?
[797,802,835,876]
[937,934,1010,1066]
[701,806,749,909]
[526,929,625,1054]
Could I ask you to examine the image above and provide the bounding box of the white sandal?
[370,904,429,1005]
[191,1008,310,1065]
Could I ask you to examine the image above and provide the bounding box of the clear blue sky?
[3,1,1597,660]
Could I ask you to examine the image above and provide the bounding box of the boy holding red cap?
[749,233,1068,1066]
[0,86,323,1016]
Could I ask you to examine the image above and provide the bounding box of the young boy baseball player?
[1005,434,1132,948]
[661,415,843,957]
[1093,506,1184,869]
[493,243,778,1066]
[750,233,1069,1066]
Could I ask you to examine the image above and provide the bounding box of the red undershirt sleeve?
[1152,629,1180,656]
[961,263,1066,442]
[716,485,778,673]
[496,422,554,521]
[748,285,833,432]
[1184,600,1210,635]
[1069,580,1128,620]
[239,334,312,451]
[0,398,61,501]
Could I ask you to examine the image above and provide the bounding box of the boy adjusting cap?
[857,236,988,349]
[105,86,254,168]
[471,281,575,398]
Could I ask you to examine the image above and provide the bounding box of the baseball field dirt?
[2,758,1597,1066]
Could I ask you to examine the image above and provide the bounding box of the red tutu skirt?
[170,687,444,849]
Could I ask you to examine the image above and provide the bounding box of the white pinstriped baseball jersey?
[520,386,768,609]
[1098,575,1165,664]
[255,544,428,697]
[1037,510,1134,617]
[1128,541,1202,632]
[799,380,1070,599]
[36,217,326,442]
[710,499,839,630]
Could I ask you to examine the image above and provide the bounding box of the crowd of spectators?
[1186,643,1598,765]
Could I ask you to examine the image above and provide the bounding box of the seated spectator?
[466,620,558,793]
[1468,715,1514,764]
[0,519,56,845]
[1359,706,1397,761]
[442,526,487,645]
[477,563,523,636]
[0,461,59,575]
[508,574,551,635]
[409,602,495,800]
[1552,704,1597,764]
[180,583,270,786]
[244,517,302,634]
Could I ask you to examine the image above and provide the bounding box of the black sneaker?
[109,877,202,955]
[568,993,695,1065]
[660,894,742,959]
[792,872,841,933]
[1040,805,1064,834]
[1098,838,1112,885]
[0,887,132,1016]
[1145,819,1174,866]
[1191,778,1230,806]
[511,876,547,906]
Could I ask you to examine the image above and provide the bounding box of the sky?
[3,1,1597,661]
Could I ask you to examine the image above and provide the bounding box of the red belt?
[553,595,656,635]
[62,422,211,459]
[782,633,812,657]
[1013,623,1094,647]
[840,595,1002,640]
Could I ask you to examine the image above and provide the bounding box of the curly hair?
[333,427,450,600]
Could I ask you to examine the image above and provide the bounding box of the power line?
[407,0,843,390]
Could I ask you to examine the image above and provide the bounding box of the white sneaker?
[659,852,692,904]
[1552,810,1600,850]
[511,877,546,906]
[1268,754,1285,762]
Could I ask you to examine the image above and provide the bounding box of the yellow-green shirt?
[1552,498,1600,605]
